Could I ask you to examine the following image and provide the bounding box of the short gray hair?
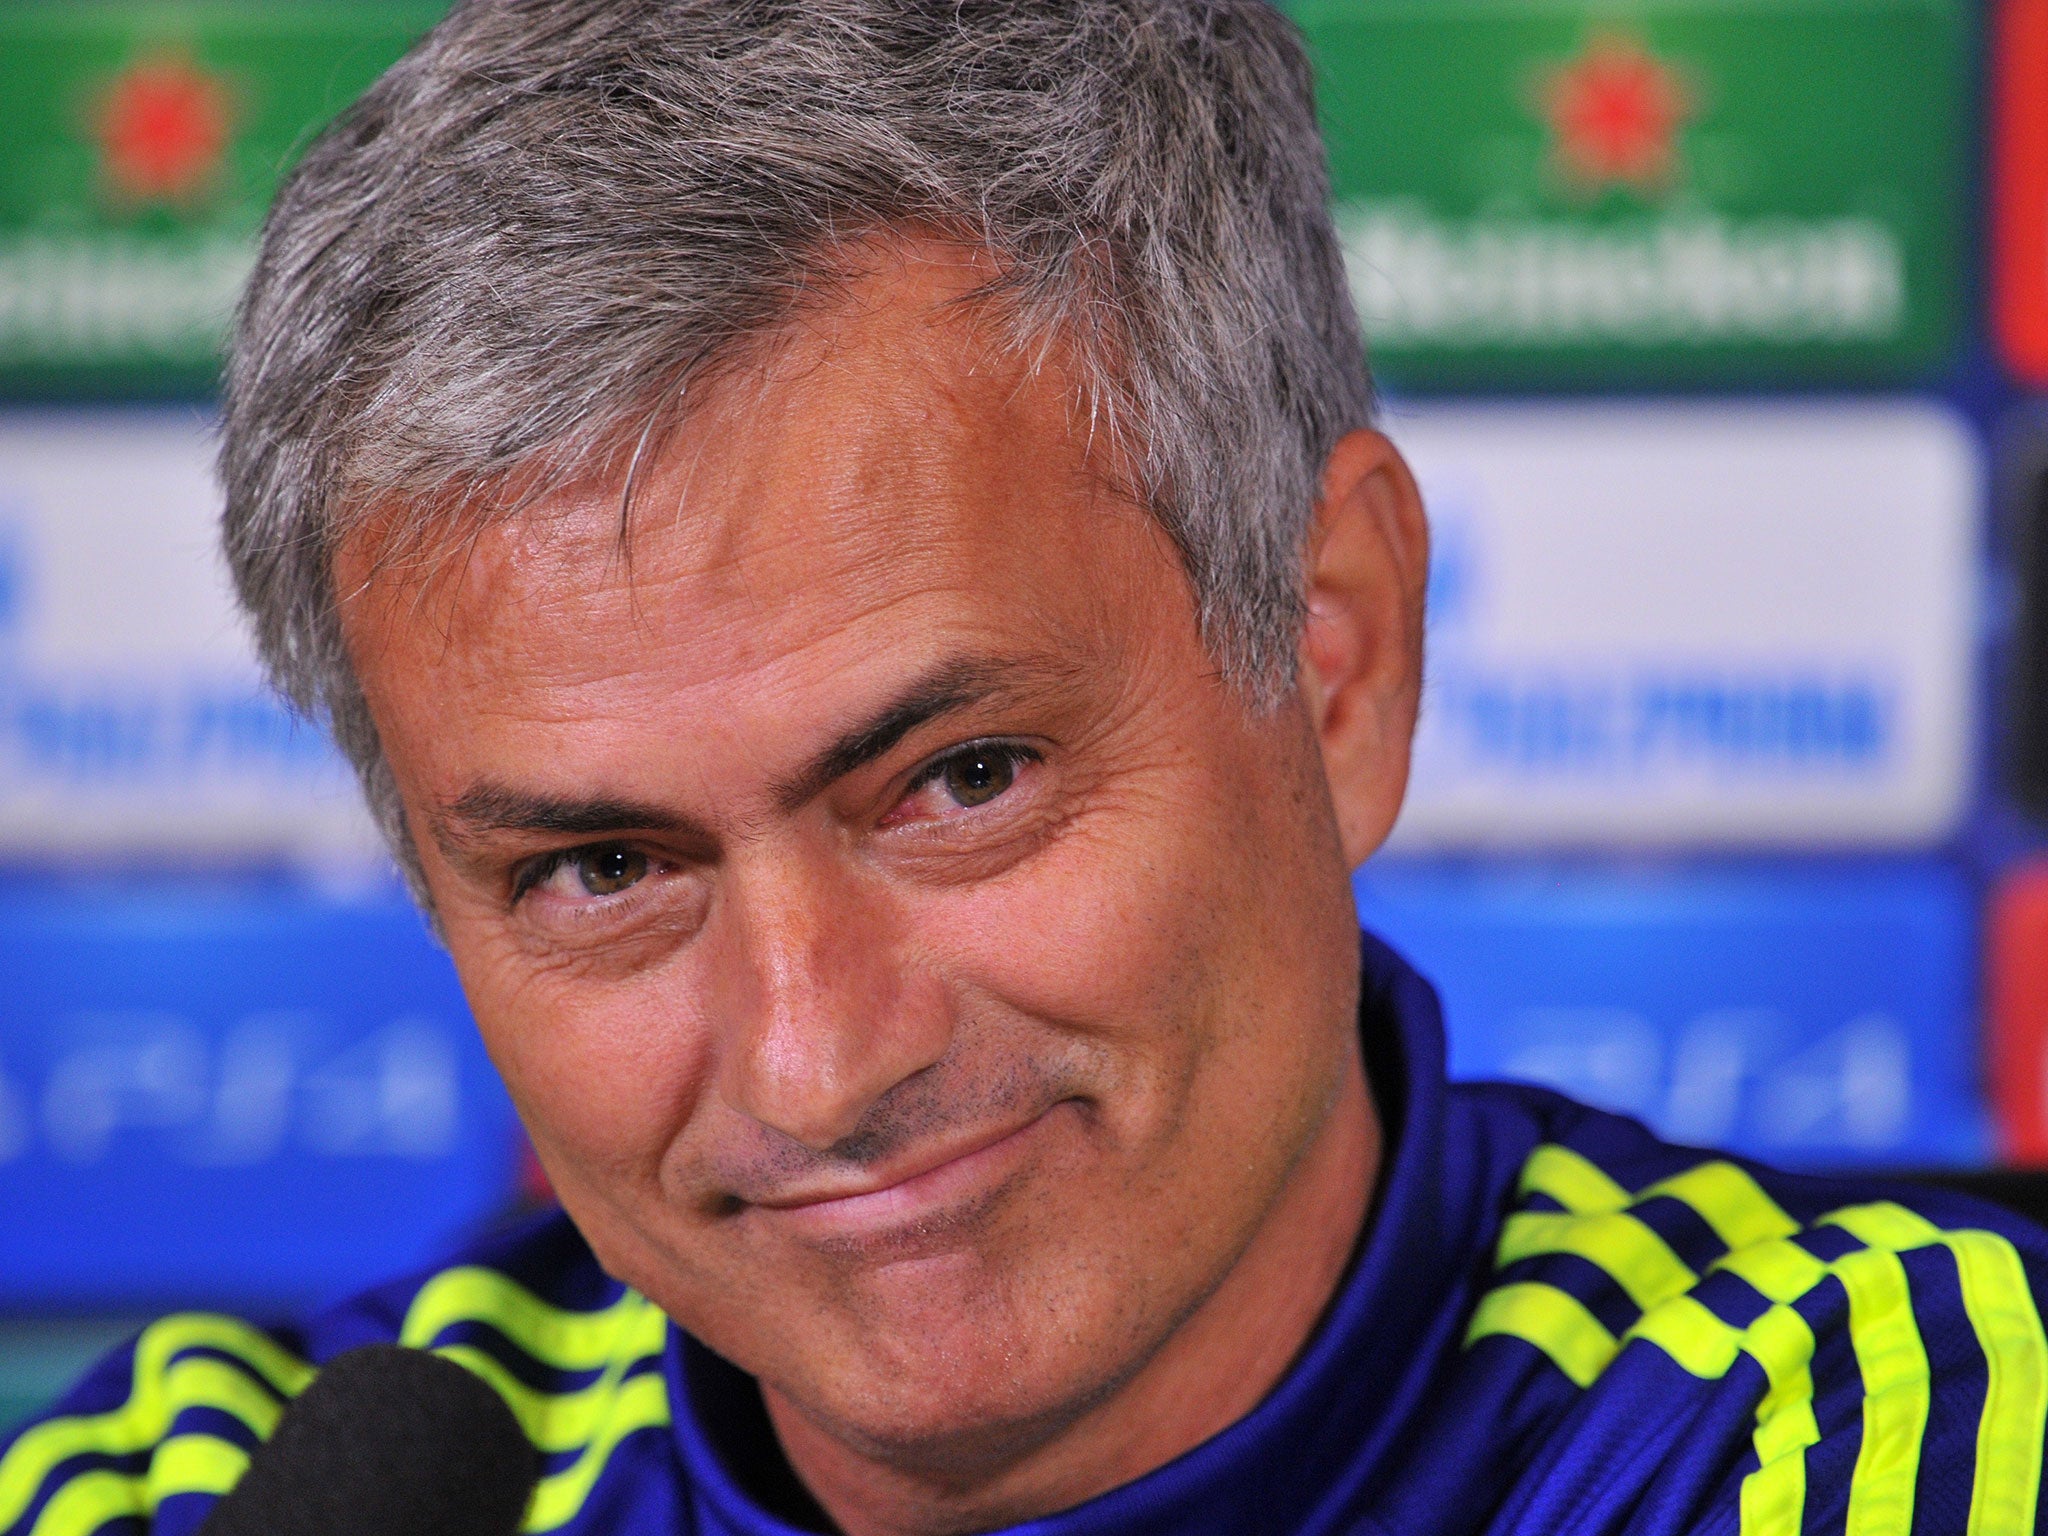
[219,0,1374,882]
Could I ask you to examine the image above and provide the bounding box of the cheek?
[450,924,715,1182]
[910,771,1246,1097]
[909,716,1348,1158]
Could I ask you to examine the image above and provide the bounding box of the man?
[4,2,2044,1534]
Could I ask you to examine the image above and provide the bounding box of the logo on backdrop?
[1385,401,1976,849]
[0,415,378,862]
[93,50,236,209]
[1498,1006,1911,1152]
[1312,0,1962,383]
[1356,867,1986,1166]
[0,897,520,1306]
[0,8,435,388]
[0,1012,460,1168]
[1538,31,1696,197]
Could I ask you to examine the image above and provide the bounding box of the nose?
[714,852,951,1152]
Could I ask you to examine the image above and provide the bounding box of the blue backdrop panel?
[1354,862,1986,1169]
[0,881,520,1309]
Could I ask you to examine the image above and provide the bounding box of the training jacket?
[5,932,2047,1535]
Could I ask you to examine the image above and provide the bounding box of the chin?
[794,1279,1139,1476]
[814,1361,1110,1481]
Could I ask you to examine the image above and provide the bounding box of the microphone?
[198,1344,540,1536]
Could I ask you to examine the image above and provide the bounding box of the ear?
[1298,428,1429,869]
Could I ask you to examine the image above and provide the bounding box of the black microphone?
[198,1344,540,1536]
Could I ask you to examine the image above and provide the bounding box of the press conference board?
[1385,400,1977,850]
[0,411,377,862]
[1300,0,1967,388]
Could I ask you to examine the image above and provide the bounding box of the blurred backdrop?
[0,0,2043,1430]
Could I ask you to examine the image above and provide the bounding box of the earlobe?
[1298,429,1429,868]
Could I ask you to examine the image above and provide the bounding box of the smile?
[747,1103,1069,1241]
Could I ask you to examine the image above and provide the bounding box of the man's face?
[341,253,1378,1476]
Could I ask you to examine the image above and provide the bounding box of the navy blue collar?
[665,933,1467,1535]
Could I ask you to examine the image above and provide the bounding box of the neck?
[764,1051,1380,1536]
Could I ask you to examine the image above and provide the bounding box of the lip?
[747,1104,1065,1240]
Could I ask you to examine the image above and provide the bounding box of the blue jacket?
[6,932,2045,1535]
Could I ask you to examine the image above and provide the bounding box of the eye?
[939,745,1018,807]
[520,842,650,902]
[573,845,648,895]
[888,740,1040,827]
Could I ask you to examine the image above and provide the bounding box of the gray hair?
[219,0,1374,886]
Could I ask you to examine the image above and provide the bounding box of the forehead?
[335,246,1181,720]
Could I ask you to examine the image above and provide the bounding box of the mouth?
[745,1103,1070,1241]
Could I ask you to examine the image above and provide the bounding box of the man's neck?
[763,1053,1382,1536]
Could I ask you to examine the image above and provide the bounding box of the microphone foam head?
[201,1343,539,1536]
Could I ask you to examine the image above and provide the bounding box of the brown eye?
[573,845,647,896]
[939,747,1017,808]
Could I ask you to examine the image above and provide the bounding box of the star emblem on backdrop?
[94,51,234,206]
[1537,30,1696,196]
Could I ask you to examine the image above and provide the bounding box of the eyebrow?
[427,655,1029,861]
[431,786,699,863]
[769,656,1010,812]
